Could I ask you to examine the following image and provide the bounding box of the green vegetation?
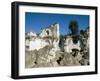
[69,20,79,35]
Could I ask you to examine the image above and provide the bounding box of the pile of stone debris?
[25,45,89,68]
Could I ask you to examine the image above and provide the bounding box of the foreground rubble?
[25,44,89,68]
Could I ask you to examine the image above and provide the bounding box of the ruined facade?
[25,23,60,51]
[64,35,81,53]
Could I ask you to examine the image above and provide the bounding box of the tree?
[69,20,79,35]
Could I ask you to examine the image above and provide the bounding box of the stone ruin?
[25,23,89,68]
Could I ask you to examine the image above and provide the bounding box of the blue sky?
[25,12,89,35]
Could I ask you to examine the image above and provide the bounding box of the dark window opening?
[26,46,29,49]
[46,30,49,35]
[72,36,79,44]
